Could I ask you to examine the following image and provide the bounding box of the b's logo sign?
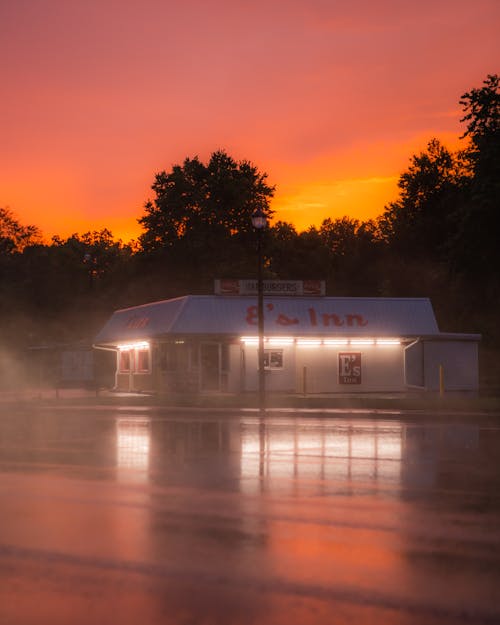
[338,353,361,385]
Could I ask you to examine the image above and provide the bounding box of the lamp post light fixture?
[251,207,267,412]
[83,252,97,290]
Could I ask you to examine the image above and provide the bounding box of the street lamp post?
[251,208,267,412]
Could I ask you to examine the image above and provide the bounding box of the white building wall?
[357,346,405,392]
[295,345,405,393]
[116,336,479,394]
[423,341,479,391]
[295,347,336,393]
[243,344,296,392]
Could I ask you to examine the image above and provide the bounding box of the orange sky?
[1,0,498,242]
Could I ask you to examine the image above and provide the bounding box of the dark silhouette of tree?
[138,150,275,253]
[49,229,134,294]
[318,217,381,295]
[0,207,41,254]
[267,221,305,278]
[2,230,134,346]
[266,222,335,286]
[377,138,468,261]
[0,208,43,347]
[265,217,382,295]
[371,74,499,351]
[460,74,499,142]
[377,75,499,279]
[450,74,499,282]
[135,150,275,297]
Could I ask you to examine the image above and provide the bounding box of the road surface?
[0,405,499,624]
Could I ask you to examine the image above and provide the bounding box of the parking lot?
[1,404,499,624]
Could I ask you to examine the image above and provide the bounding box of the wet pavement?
[1,405,499,624]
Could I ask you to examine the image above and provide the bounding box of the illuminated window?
[119,350,131,372]
[137,349,149,372]
[264,349,283,370]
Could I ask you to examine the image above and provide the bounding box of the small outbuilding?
[93,294,480,395]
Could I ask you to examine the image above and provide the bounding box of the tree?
[49,229,133,289]
[371,75,500,343]
[0,207,41,254]
[460,73,499,145]
[377,139,468,260]
[0,208,43,343]
[4,229,136,345]
[267,221,327,280]
[317,217,381,295]
[451,74,499,283]
[138,150,275,253]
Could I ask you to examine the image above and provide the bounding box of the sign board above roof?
[214,279,325,296]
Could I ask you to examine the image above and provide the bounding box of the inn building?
[93,286,480,394]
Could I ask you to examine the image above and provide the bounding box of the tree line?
[1,75,498,360]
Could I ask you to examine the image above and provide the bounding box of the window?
[264,349,283,370]
[119,350,131,372]
[137,349,149,372]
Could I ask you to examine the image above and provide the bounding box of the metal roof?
[94,295,442,345]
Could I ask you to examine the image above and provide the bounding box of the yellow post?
[439,364,444,396]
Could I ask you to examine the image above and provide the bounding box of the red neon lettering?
[322,313,344,326]
[308,307,318,326]
[246,305,258,325]
[346,314,368,327]
[276,314,299,326]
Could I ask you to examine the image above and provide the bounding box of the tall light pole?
[251,207,267,412]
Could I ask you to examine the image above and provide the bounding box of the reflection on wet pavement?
[0,406,499,624]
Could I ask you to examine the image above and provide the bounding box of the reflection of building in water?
[111,417,482,497]
[116,418,151,481]
[240,421,403,494]
[148,420,242,490]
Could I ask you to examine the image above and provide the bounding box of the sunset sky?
[2,0,498,242]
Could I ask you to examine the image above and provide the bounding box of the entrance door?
[200,343,220,391]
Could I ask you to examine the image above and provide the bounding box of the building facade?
[93,295,480,394]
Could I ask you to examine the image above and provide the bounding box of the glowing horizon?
[1,1,497,244]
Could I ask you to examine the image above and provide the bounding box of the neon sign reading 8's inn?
[245,304,368,328]
[245,303,367,386]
